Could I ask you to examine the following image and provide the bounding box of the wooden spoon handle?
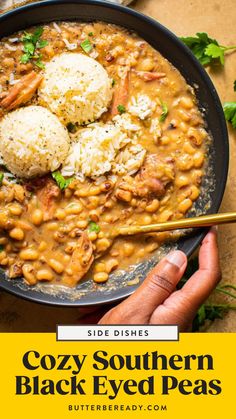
[114,212,236,237]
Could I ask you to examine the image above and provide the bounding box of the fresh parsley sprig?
[21,26,48,68]
[224,102,236,128]
[180,32,236,66]
[223,80,236,129]
[178,257,236,331]
[52,171,74,191]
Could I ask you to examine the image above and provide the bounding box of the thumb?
[107,250,187,324]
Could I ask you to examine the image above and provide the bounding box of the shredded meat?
[0,71,43,111]
[134,70,166,82]
[111,70,130,116]
[8,262,23,279]
[36,178,60,221]
[64,232,94,283]
[115,154,175,201]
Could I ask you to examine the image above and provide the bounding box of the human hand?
[99,228,221,331]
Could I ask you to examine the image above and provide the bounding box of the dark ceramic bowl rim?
[0,0,229,306]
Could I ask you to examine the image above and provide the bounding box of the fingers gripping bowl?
[0,0,228,306]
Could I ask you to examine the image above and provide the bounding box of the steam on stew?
[0,22,209,287]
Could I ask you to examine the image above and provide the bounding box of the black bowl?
[0,0,229,306]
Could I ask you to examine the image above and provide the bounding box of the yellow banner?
[0,333,233,418]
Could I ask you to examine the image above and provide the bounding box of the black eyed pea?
[8,203,23,216]
[88,231,98,242]
[96,238,111,253]
[55,208,66,220]
[123,242,135,257]
[93,272,109,283]
[48,259,65,274]
[9,227,24,241]
[0,257,9,266]
[95,262,106,273]
[89,210,100,222]
[105,258,119,273]
[146,199,160,213]
[178,198,193,214]
[36,269,54,281]
[193,151,204,168]
[65,202,83,215]
[22,264,37,285]
[31,209,44,226]
[19,248,39,261]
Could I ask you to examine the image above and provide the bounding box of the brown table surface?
[0,0,235,332]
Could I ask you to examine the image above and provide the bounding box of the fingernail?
[165,250,186,268]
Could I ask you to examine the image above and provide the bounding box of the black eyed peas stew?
[0,22,209,287]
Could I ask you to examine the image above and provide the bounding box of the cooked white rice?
[112,113,141,133]
[128,93,156,120]
[0,106,70,178]
[61,122,146,180]
[38,52,112,126]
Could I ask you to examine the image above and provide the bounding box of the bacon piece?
[111,70,130,116]
[134,70,166,82]
[36,178,60,221]
[0,71,43,111]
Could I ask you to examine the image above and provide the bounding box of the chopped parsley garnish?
[0,172,4,186]
[52,171,74,190]
[88,32,94,37]
[20,26,48,68]
[112,79,116,87]
[88,221,100,234]
[159,101,168,122]
[117,104,126,114]
[234,80,236,92]
[180,32,236,66]
[224,102,236,128]
[0,244,4,252]
[80,39,93,53]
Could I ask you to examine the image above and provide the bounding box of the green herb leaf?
[234,80,236,92]
[21,27,46,68]
[117,104,126,114]
[88,221,100,233]
[0,244,4,252]
[20,53,31,64]
[35,60,45,69]
[23,41,35,55]
[80,39,93,53]
[32,26,44,43]
[223,102,236,128]
[180,32,236,66]
[88,32,94,37]
[112,79,116,87]
[52,171,74,190]
[37,39,48,49]
[205,43,225,65]
[22,32,34,42]
[0,172,4,186]
[159,101,168,122]
[197,305,206,324]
